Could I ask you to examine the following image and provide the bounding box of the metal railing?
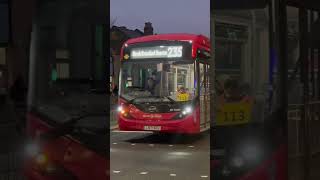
[288,101,320,158]
[0,152,24,180]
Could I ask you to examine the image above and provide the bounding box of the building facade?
[110,22,154,88]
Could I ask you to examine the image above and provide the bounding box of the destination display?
[130,46,183,59]
[122,41,193,61]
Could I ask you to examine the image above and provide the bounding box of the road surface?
[110,130,210,180]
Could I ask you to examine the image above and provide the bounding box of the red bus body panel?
[211,144,287,180]
[24,113,108,180]
[237,144,287,180]
[118,100,201,134]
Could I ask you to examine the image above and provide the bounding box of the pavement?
[0,97,26,179]
[110,131,210,180]
[110,99,118,130]
[110,109,118,130]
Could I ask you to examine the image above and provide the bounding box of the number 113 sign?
[215,102,252,126]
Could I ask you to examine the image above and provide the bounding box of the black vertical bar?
[318,13,320,100]
[278,0,288,135]
[90,24,95,89]
[268,0,274,113]
[278,0,288,177]
[310,12,315,98]
[299,7,310,180]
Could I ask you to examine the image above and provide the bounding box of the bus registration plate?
[144,126,161,131]
[216,102,252,126]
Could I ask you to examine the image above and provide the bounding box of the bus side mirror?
[196,49,211,60]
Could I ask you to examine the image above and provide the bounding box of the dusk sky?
[110,0,210,37]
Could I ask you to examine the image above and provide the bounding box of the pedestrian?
[146,77,155,95]
[112,84,118,96]
[9,75,27,134]
[9,75,27,103]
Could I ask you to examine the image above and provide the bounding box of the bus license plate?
[144,126,161,131]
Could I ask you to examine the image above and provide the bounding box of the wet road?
[110,131,210,180]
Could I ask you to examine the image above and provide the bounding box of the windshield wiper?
[129,96,151,103]
[129,96,174,103]
[164,96,175,102]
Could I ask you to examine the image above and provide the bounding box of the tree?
[110,17,117,27]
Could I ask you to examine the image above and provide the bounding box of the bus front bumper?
[118,116,200,134]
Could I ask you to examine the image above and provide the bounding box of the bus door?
[173,65,194,101]
[199,61,210,130]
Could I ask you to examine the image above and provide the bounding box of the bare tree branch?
[110,17,118,27]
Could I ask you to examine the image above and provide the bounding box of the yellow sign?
[177,93,189,101]
[124,54,129,60]
[215,102,252,126]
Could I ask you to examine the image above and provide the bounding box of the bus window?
[199,62,210,126]
[120,62,196,103]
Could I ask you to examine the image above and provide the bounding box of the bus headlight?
[117,106,123,112]
[241,144,263,163]
[229,142,264,169]
[33,153,77,179]
[230,156,244,168]
[117,105,127,115]
[173,106,193,119]
[35,153,49,166]
[117,104,134,119]
[25,142,41,157]
[182,106,192,115]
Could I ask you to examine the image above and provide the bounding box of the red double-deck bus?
[117,34,211,134]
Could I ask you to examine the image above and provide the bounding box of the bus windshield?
[120,60,196,103]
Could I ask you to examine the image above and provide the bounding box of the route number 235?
[168,46,183,58]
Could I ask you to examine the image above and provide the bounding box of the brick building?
[110,22,154,88]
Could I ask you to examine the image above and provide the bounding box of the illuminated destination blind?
[130,46,183,59]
